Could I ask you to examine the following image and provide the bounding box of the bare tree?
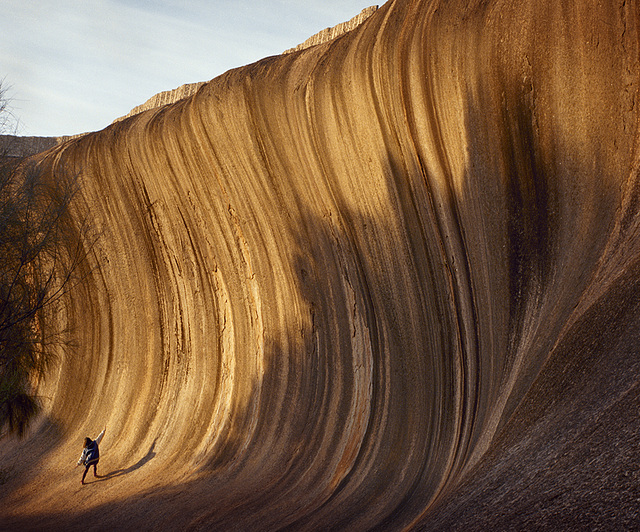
[0,83,90,438]
[0,81,16,136]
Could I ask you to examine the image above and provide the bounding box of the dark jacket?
[77,429,105,466]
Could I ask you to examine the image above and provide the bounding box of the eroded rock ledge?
[112,82,206,124]
[283,6,378,54]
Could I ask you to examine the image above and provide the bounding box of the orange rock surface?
[2,0,639,529]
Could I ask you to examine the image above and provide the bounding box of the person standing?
[76,428,106,484]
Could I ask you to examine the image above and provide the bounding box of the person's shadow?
[90,440,157,483]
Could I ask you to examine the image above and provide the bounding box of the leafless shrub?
[0,83,91,438]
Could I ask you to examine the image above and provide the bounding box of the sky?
[1,0,374,137]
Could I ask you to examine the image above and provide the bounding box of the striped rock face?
[2,0,639,529]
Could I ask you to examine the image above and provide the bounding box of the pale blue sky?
[1,1,373,137]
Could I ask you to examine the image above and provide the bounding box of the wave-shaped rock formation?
[2,0,640,529]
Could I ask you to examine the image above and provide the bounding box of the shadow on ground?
[85,440,157,485]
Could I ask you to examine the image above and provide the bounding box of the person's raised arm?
[94,427,106,446]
